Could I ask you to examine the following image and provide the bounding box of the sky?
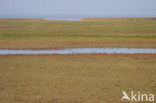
[0,0,156,17]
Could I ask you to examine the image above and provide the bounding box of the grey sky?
[0,0,156,16]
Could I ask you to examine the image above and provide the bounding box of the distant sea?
[0,13,156,21]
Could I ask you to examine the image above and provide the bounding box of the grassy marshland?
[0,18,156,103]
[0,54,156,103]
[0,18,156,49]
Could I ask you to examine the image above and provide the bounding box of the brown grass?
[0,38,156,49]
[0,54,156,103]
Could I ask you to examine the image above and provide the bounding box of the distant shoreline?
[0,17,156,21]
[81,17,156,21]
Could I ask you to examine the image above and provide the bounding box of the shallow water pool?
[0,48,156,55]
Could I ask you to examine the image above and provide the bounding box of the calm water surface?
[1,14,156,21]
[0,48,156,55]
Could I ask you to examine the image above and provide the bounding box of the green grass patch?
[1,33,156,39]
